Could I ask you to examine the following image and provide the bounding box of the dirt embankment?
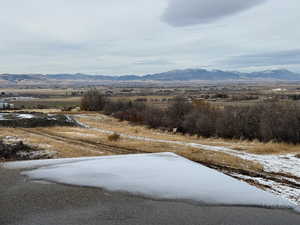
[0,136,56,161]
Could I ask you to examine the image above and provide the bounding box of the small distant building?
[272,88,287,92]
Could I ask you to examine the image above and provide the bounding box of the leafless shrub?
[107,133,121,142]
[80,89,107,111]
[94,93,300,144]
[165,96,193,129]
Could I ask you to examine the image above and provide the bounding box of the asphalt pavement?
[0,168,299,225]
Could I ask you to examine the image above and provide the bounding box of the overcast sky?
[0,0,299,75]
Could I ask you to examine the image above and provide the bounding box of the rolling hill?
[1,69,300,84]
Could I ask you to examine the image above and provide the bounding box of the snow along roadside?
[74,115,300,205]
[2,152,298,212]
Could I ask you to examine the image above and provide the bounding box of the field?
[1,83,300,204]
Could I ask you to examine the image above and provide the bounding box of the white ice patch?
[3,153,296,210]
[0,113,8,120]
[17,114,35,119]
[77,118,300,178]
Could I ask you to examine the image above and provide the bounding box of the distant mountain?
[141,69,300,81]
[0,74,46,82]
[142,69,241,81]
[246,69,298,80]
[1,69,300,83]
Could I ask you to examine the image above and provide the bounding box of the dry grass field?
[75,113,300,155]
[3,110,298,174]
[2,110,300,204]
[0,117,262,173]
[10,97,80,109]
[1,88,71,96]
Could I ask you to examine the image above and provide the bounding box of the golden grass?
[0,88,72,96]
[180,148,263,172]
[0,128,105,158]
[36,126,178,154]
[245,141,300,155]
[15,97,81,103]
[32,126,262,172]
[0,123,263,172]
[1,111,296,173]
[75,113,300,155]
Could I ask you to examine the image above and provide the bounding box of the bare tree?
[80,89,107,111]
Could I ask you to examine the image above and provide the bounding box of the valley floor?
[1,111,300,205]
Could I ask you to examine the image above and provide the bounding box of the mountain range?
[1,69,300,83]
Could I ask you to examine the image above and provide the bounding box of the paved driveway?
[0,169,299,225]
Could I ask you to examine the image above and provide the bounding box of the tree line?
[81,89,300,144]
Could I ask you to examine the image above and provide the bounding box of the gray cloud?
[163,0,267,26]
[222,49,300,67]
[0,0,299,74]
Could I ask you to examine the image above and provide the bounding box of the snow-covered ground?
[76,117,300,177]
[75,116,300,205]
[231,173,300,205]
[3,153,297,211]
[0,113,35,120]
[17,114,35,119]
[0,113,8,120]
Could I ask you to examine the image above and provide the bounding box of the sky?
[0,0,299,75]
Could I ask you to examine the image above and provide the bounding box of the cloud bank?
[222,49,300,68]
[0,0,300,74]
[163,0,267,26]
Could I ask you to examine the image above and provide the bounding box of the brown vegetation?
[75,114,300,155]
[81,92,300,144]
[181,148,263,172]
[80,89,106,111]
[107,133,121,142]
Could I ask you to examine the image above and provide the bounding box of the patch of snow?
[75,116,300,177]
[2,153,296,210]
[36,144,52,149]
[73,116,300,206]
[0,113,8,120]
[231,173,300,205]
[16,150,57,160]
[16,114,35,119]
[65,115,74,122]
[2,156,106,170]
[2,136,24,145]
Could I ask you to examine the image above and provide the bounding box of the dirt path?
[21,128,147,155]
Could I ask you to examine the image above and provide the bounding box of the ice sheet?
[17,114,35,119]
[3,153,296,210]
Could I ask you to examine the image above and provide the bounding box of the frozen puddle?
[3,153,297,210]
